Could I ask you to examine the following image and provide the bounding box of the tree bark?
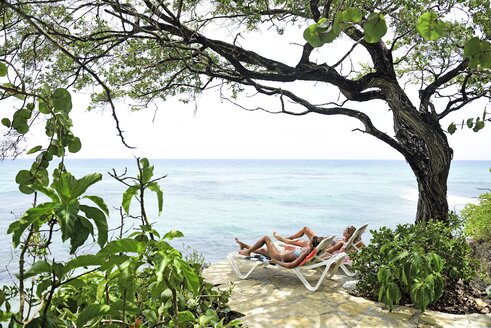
[385,84,453,223]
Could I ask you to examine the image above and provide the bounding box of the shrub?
[352,218,474,312]
[1,158,242,327]
[462,193,491,242]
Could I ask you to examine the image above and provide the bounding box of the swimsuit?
[294,249,302,258]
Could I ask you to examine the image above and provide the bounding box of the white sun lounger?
[227,237,346,292]
[338,223,368,276]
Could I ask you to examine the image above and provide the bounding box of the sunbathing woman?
[235,235,319,269]
[273,225,364,254]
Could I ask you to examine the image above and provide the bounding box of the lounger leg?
[227,254,262,279]
[293,254,346,292]
[339,263,356,277]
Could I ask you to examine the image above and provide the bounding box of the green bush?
[352,218,474,312]
[1,157,242,327]
[377,249,444,311]
[462,193,491,242]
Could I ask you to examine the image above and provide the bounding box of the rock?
[475,299,487,308]
[342,280,357,291]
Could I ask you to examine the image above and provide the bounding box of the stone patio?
[203,260,491,327]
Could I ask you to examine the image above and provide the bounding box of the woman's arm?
[270,252,308,269]
[326,240,344,254]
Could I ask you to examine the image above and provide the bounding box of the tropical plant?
[462,193,491,242]
[1,1,491,223]
[377,249,444,312]
[352,218,474,311]
[0,84,240,326]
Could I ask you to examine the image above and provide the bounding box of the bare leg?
[238,236,282,260]
[273,232,309,247]
[235,238,250,250]
[286,226,317,240]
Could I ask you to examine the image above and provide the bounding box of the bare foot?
[235,237,249,250]
[273,231,286,243]
[239,249,250,256]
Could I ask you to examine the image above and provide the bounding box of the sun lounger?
[338,223,368,276]
[227,237,345,292]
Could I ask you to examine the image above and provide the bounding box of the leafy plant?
[0,84,241,327]
[377,249,444,311]
[462,193,491,242]
[352,218,474,312]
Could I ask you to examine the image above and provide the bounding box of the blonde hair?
[346,226,361,243]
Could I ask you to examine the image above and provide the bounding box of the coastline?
[204,260,491,327]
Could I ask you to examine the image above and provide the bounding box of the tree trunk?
[385,85,453,223]
[408,152,452,223]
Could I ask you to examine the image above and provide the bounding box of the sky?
[5,21,491,160]
[17,88,488,160]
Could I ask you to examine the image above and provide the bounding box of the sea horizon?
[1,158,490,283]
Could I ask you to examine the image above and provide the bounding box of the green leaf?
[319,29,339,44]
[480,41,491,68]
[16,170,33,185]
[52,88,72,113]
[68,137,82,153]
[54,202,79,240]
[386,282,402,306]
[0,62,7,77]
[65,254,105,272]
[80,204,108,247]
[38,100,50,114]
[464,37,482,57]
[71,173,102,199]
[303,24,324,48]
[76,304,110,328]
[466,118,474,128]
[98,238,145,255]
[363,13,387,43]
[180,260,200,295]
[178,310,196,323]
[341,7,363,23]
[26,315,64,328]
[122,185,139,214]
[69,217,92,253]
[143,309,158,325]
[24,202,56,220]
[316,17,329,29]
[83,195,109,215]
[1,118,11,128]
[163,230,184,240]
[24,261,52,279]
[447,123,457,135]
[416,12,445,41]
[473,120,485,132]
[27,145,43,155]
[140,158,154,184]
[147,182,164,215]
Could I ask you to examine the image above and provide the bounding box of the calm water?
[0,159,490,283]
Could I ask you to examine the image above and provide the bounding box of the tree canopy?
[1,0,490,222]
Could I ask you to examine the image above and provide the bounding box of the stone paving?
[203,260,491,328]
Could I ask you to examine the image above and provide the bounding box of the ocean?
[0,159,490,284]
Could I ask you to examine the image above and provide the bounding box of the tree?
[0,0,490,223]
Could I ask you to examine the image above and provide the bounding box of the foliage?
[462,193,491,242]
[352,218,474,312]
[0,83,240,326]
[377,249,444,311]
[1,156,240,327]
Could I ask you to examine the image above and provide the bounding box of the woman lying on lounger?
[235,235,321,269]
[273,225,364,254]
